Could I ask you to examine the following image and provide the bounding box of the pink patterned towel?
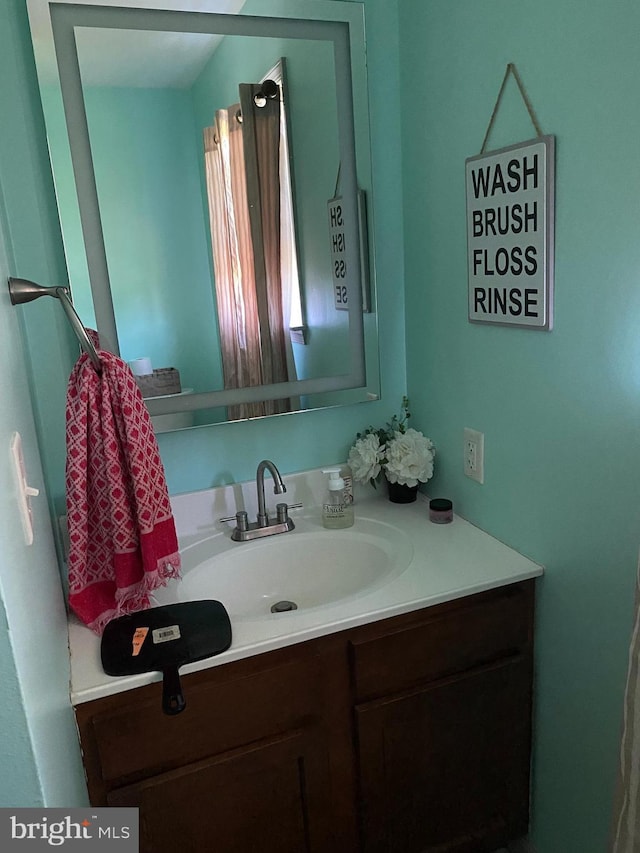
[66,339,181,634]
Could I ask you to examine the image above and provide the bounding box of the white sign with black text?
[466,136,555,329]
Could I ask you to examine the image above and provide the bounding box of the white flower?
[384,428,434,487]
[348,433,384,483]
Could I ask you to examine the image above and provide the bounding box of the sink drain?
[270,600,298,613]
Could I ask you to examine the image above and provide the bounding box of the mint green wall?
[43,84,222,394]
[0,4,79,525]
[0,0,88,806]
[400,1,640,850]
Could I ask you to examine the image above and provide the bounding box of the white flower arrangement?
[348,432,384,484]
[348,397,435,489]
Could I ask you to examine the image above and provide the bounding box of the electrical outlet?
[464,428,484,484]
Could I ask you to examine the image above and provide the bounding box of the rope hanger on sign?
[480,62,544,154]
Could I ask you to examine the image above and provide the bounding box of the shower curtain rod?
[7,277,102,374]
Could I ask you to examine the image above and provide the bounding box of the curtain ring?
[253,79,279,108]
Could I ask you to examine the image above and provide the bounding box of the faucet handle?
[276,503,305,522]
[276,503,289,523]
[218,510,249,527]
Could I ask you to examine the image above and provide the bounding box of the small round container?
[429,498,453,524]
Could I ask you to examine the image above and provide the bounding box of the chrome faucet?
[228,460,295,542]
[256,459,285,527]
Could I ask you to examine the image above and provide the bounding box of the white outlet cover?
[464,427,484,484]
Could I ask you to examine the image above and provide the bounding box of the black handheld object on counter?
[100,600,232,715]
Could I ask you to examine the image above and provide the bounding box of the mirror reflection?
[29,0,379,429]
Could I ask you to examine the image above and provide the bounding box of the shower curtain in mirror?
[612,554,640,851]
[203,86,294,420]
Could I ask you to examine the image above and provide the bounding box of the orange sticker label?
[131,627,149,656]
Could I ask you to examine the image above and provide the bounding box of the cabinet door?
[355,657,531,853]
[108,728,333,853]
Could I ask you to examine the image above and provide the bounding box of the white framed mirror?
[27,0,379,430]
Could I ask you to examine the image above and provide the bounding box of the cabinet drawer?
[90,651,323,784]
[350,581,533,702]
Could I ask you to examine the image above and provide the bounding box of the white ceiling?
[28,0,248,88]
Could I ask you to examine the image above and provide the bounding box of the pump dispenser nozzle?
[322,468,345,490]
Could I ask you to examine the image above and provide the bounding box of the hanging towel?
[65,337,181,634]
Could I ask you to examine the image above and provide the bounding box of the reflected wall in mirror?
[27,0,380,430]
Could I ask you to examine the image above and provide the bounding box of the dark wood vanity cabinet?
[75,580,535,853]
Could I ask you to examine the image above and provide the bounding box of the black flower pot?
[386,480,419,503]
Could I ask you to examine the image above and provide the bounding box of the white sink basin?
[163,516,413,621]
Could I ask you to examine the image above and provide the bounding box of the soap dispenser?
[322,468,355,529]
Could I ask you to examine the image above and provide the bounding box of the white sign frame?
[466,136,555,330]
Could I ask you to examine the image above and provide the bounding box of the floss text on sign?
[466,136,555,329]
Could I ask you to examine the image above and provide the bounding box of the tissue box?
[136,368,182,398]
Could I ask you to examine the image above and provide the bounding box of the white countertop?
[68,471,543,705]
